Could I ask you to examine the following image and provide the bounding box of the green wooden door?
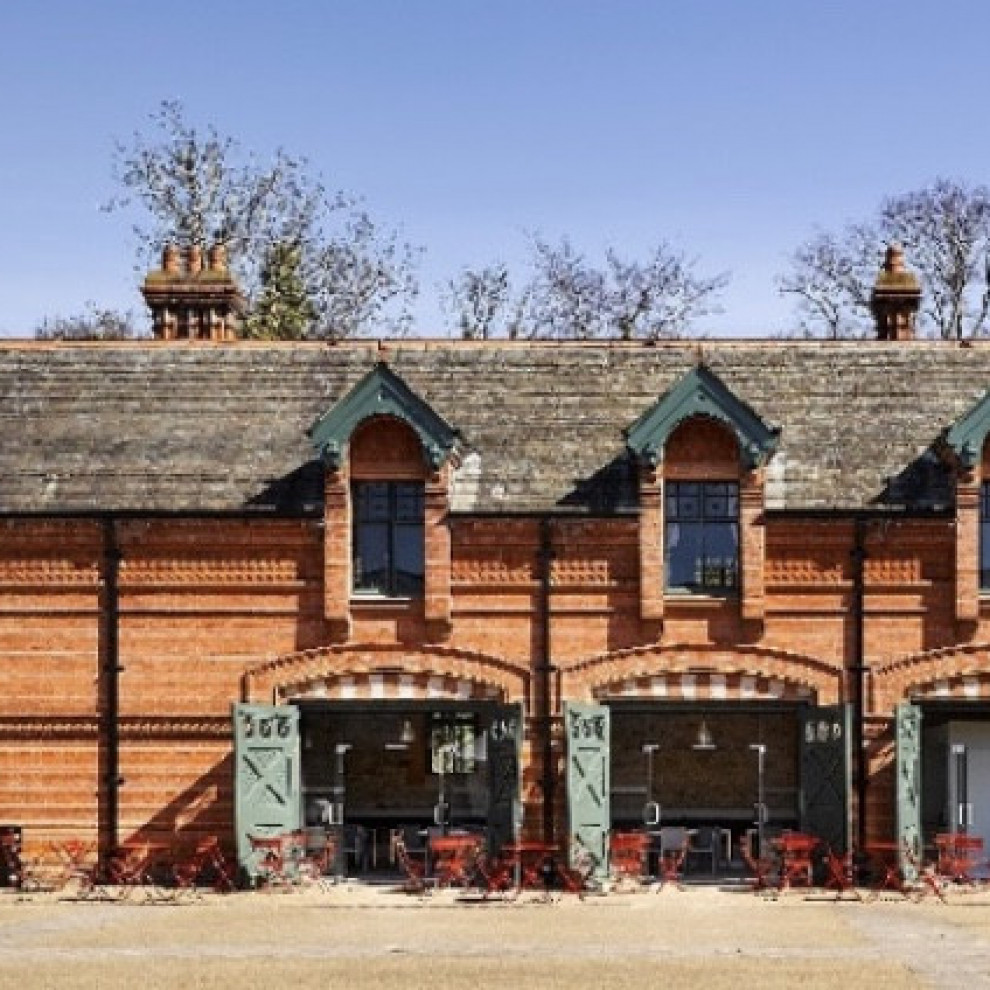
[896,702,923,881]
[565,701,610,878]
[486,704,523,858]
[233,703,302,879]
[800,704,851,854]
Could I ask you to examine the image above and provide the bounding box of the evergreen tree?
[244,242,316,340]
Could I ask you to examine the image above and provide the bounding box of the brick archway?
[242,643,529,705]
[874,643,990,709]
[563,642,839,704]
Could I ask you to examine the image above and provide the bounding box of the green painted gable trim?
[309,362,461,470]
[945,390,990,468]
[625,364,778,469]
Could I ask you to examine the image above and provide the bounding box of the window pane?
[355,482,390,522]
[393,522,424,595]
[430,716,477,774]
[703,521,739,588]
[678,484,701,520]
[666,521,703,587]
[982,482,990,588]
[395,483,424,522]
[352,480,426,596]
[664,481,739,592]
[703,486,729,518]
[354,522,389,592]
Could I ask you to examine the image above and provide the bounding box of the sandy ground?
[1,881,990,990]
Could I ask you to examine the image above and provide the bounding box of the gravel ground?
[1,882,989,989]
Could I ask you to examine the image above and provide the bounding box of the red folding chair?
[656,828,688,890]
[609,831,650,890]
[822,846,863,901]
[392,835,430,894]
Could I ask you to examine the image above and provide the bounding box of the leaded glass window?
[665,481,739,592]
[352,481,424,596]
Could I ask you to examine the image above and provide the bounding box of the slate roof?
[0,338,988,515]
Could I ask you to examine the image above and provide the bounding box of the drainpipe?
[101,517,122,867]
[537,517,555,844]
[851,518,867,854]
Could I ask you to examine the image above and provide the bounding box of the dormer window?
[981,482,990,590]
[353,480,424,597]
[665,481,739,592]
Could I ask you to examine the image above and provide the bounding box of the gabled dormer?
[626,364,778,627]
[943,391,990,623]
[310,362,461,471]
[626,364,778,470]
[313,363,461,642]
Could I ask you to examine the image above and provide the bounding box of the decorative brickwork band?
[594,671,814,703]
[243,643,529,706]
[278,671,504,703]
[563,642,840,705]
[874,642,990,709]
[911,673,990,700]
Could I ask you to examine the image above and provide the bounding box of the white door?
[947,721,990,879]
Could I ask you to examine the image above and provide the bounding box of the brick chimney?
[870,243,921,341]
[141,243,244,341]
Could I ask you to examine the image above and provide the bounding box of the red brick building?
[2,244,990,878]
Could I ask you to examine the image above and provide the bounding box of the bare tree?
[105,100,419,339]
[521,237,610,339]
[780,178,990,339]
[881,178,990,339]
[445,237,727,340]
[442,264,513,339]
[778,226,878,338]
[606,242,728,340]
[35,305,145,341]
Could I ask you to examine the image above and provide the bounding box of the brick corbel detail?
[424,466,453,638]
[638,464,664,623]
[956,467,980,623]
[323,464,352,641]
[739,467,766,622]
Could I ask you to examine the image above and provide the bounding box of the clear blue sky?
[2,0,988,337]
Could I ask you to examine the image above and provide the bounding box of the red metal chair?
[822,846,863,901]
[393,834,430,894]
[742,838,777,893]
[609,831,650,890]
[862,842,909,901]
[656,828,688,890]
[430,834,483,889]
[247,834,297,890]
[173,836,238,895]
[935,833,984,887]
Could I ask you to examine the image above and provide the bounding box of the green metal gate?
[895,702,923,881]
[800,704,851,854]
[565,701,610,878]
[233,703,302,879]
[486,704,523,858]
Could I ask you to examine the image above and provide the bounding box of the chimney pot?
[187,244,203,275]
[208,242,228,274]
[162,243,181,275]
[871,242,921,341]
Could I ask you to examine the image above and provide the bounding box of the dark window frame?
[664,480,739,593]
[980,482,990,590]
[428,712,479,776]
[352,480,425,598]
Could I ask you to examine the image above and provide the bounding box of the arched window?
[350,417,426,598]
[663,418,740,594]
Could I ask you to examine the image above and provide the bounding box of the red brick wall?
[0,485,980,854]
